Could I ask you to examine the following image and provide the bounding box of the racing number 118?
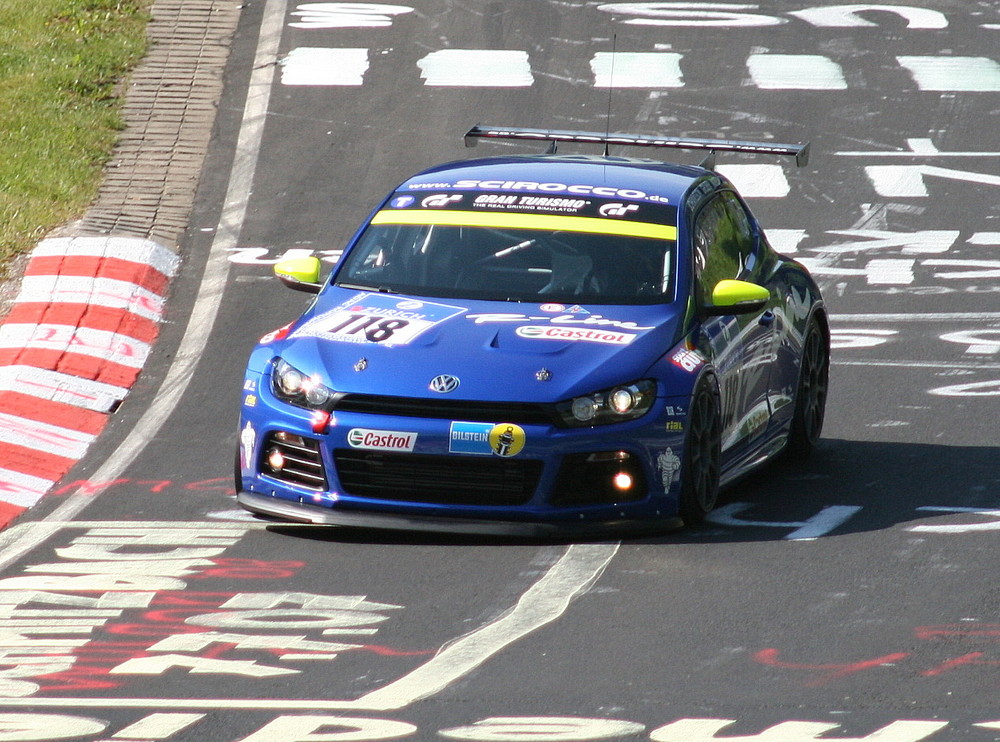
[327,313,411,342]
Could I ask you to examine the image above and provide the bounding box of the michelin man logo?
[240,421,256,469]
[657,447,681,490]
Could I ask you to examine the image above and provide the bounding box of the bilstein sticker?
[488,424,526,457]
[450,422,526,457]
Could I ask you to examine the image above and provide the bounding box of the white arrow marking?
[707,504,861,540]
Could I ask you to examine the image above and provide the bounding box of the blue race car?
[235,126,828,536]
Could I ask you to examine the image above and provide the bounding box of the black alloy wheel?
[679,376,722,525]
[787,320,830,457]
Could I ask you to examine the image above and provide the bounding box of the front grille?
[334,450,542,506]
[332,394,556,426]
[261,432,327,490]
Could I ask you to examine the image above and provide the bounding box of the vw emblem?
[429,374,460,393]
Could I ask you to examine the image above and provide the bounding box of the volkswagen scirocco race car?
[235,125,829,536]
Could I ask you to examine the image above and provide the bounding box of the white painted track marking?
[789,5,947,29]
[280,47,369,85]
[716,164,790,199]
[288,2,413,29]
[0,366,127,413]
[32,236,179,276]
[111,712,206,739]
[279,46,1000,94]
[355,542,620,711]
[0,324,151,368]
[746,54,847,90]
[591,51,684,88]
[0,471,56,507]
[831,312,1000,322]
[13,276,168,323]
[708,505,861,541]
[0,414,95,459]
[417,50,534,87]
[836,360,1000,370]
[897,56,1000,91]
[0,523,618,713]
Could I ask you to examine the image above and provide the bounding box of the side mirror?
[703,279,770,316]
[274,257,322,294]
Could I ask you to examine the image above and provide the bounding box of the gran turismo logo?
[421,194,464,208]
[598,202,640,217]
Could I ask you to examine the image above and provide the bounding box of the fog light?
[552,451,647,506]
[587,450,630,463]
[613,472,634,490]
[571,396,597,422]
[267,448,285,471]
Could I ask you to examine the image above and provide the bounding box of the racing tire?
[786,319,829,458]
[679,376,722,525]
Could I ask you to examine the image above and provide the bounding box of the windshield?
[335,202,677,305]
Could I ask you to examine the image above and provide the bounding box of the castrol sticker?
[347,428,418,452]
[515,325,636,345]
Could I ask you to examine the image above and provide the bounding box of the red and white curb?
[0,236,178,525]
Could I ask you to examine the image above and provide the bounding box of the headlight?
[271,358,335,409]
[555,380,656,427]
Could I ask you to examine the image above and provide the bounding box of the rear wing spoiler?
[464,125,810,168]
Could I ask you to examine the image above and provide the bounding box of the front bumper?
[236,374,689,534]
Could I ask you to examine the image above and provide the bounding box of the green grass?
[0,0,149,273]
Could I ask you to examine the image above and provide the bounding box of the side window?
[721,192,756,273]
[692,192,756,302]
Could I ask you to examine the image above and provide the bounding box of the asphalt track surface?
[2,2,1000,741]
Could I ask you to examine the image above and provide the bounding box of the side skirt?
[719,423,790,489]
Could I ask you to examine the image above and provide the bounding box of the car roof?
[399,154,714,206]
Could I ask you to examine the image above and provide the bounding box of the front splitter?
[237,490,683,539]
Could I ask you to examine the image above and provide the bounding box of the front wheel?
[786,319,829,458]
[679,376,722,525]
[234,448,243,494]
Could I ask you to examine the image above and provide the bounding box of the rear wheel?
[679,376,722,525]
[786,319,829,457]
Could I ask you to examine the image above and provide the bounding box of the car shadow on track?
[662,436,1000,544]
[256,437,1000,546]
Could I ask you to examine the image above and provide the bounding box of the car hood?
[276,288,685,402]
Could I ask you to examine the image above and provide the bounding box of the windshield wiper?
[337,282,397,294]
